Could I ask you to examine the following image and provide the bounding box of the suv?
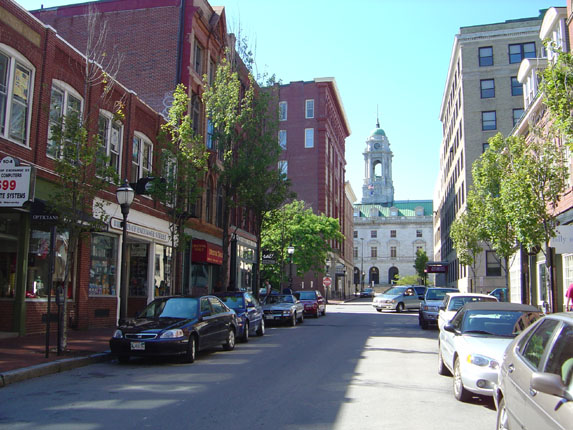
[418,287,458,329]
[294,290,326,317]
[372,285,426,312]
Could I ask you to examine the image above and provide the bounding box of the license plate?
[130,341,145,351]
[274,316,282,320]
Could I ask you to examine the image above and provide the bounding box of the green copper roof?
[372,128,386,137]
[354,200,433,217]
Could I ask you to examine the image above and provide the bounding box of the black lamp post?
[287,244,294,291]
[360,237,364,291]
[116,179,134,322]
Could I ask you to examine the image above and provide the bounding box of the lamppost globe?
[116,179,135,213]
[116,179,134,322]
[287,245,294,255]
[287,244,294,291]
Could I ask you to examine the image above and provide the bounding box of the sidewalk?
[0,327,114,388]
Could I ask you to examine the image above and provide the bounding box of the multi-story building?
[435,13,545,292]
[32,0,258,294]
[353,124,433,288]
[277,79,352,298]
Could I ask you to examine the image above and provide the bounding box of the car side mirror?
[531,372,573,402]
[439,305,445,311]
[443,323,457,334]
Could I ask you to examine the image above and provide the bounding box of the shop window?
[28,227,69,298]
[0,214,19,298]
[89,234,118,296]
[486,250,501,276]
[154,244,172,297]
[129,243,149,297]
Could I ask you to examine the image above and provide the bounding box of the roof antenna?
[376,105,380,129]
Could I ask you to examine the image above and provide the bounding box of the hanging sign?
[0,156,34,207]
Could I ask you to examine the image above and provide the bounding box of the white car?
[438,302,543,402]
[438,292,498,330]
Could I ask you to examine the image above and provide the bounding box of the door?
[209,297,229,343]
[198,297,217,348]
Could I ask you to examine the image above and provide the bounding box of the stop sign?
[323,276,332,287]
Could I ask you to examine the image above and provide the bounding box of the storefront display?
[129,243,149,297]
[0,213,18,298]
[27,226,69,298]
[154,244,172,296]
[89,234,117,296]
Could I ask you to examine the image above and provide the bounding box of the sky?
[17,0,565,203]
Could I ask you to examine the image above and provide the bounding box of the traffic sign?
[323,276,332,287]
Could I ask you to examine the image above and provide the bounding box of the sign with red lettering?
[192,239,223,265]
[0,156,34,207]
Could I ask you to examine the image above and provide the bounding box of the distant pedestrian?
[566,283,573,311]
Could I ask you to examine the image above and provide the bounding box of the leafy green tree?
[149,84,208,292]
[260,200,344,290]
[450,207,483,292]
[395,275,423,286]
[413,249,429,285]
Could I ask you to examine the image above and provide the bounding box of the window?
[278,130,286,149]
[483,142,490,153]
[194,39,203,74]
[371,247,377,258]
[520,319,559,368]
[480,79,495,98]
[47,81,82,158]
[479,46,493,66]
[486,251,501,276]
[482,111,496,131]
[416,245,423,253]
[89,234,118,296]
[278,160,287,176]
[191,93,202,136]
[98,111,122,175]
[509,42,535,64]
[279,101,287,121]
[390,246,397,258]
[353,247,358,258]
[513,108,524,126]
[0,47,34,145]
[371,230,377,238]
[305,128,314,148]
[543,324,573,388]
[416,230,422,238]
[305,99,314,118]
[206,118,214,149]
[353,230,358,238]
[131,133,153,183]
[511,77,523,96]
[390,230,396,238]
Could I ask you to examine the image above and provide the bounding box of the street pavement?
[0,299,496,429]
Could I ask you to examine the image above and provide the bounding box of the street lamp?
[287,244,294,291]
[116,179,134,322]
[325,258,331,300]
[360,238,364,292]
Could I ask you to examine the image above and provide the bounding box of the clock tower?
[362,120,394,205]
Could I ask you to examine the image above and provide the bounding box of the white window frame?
[305,99,314,119]
[131,132,153,183]
[278,129,287,149]
[98,110,123,176]
[305,128,314,148]
[279,101,287,121]
[0,44,35,147]
[47,80,83,159]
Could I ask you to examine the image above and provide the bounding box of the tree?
[260,201,344,290]
[450,207,483,292]
[395,275,422,286]
[149,84,208,293]
[413,249,429,285]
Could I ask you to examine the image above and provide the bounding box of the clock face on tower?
[373,142,381,150]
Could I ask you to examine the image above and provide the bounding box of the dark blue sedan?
[216,292,265,341]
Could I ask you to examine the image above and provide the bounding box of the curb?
[0,352,113,388]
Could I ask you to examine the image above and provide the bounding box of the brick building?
[277,79,352,298]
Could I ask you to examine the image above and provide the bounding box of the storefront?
[233,235,256,292]
[182,228,223,295]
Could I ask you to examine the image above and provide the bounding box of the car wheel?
[496,397,509,430]
[420,319,428,330]
[298,312,304,323]
[183,335,196,363]
[290,313,297,326]
[376,308,382,312]
[322,307,326,316]
[117,355,130,364]
[242,321,249,342]
[437,345,450,376]
[315,309,320,318]
[256,319,265,336]
[396,302,405,313]
[453,357,471,402]
[222,328,235,351]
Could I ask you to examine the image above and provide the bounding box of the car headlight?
[112,329,123,339]
[467,354,499,369]
[160,329,185,339]
[283,310,292,316]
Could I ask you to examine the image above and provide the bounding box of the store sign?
[425,263,448,273]
[192,239,223,265]
[110,218,169,243]
[261,250,276,265]
[550,225,573,254]
[0,156,34,207]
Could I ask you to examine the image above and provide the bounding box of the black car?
[110,295,238,363]
[215,291,265,342]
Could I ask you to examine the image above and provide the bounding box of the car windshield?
[267,295,294,304]
[384,287,406,296]
[298,292,316,300]
[138,298,198,319]
[219,296,245,310]
[462,310,541,337]
[448,296,497,311]
[426,289,453,301]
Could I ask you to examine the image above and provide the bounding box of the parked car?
[261,294,304,326]
[495,312,572,430]
[489,288,509,302]
[419,287,458,329]
[110,295,238,364]
[438,292,498,330]
[438,302,542,402]
[372,285,426,312]
[215,291,265,342]
[294,290,326,317]
[360,288,375,298]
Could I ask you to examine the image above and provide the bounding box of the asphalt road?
[0,299,496,430]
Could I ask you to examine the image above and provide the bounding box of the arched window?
[388,266,399,284]
[369,267,379,285]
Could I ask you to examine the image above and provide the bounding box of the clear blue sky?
[17,0,564,203]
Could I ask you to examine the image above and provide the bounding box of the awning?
[192,239,223,265]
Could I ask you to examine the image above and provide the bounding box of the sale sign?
[0,156,34,207]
